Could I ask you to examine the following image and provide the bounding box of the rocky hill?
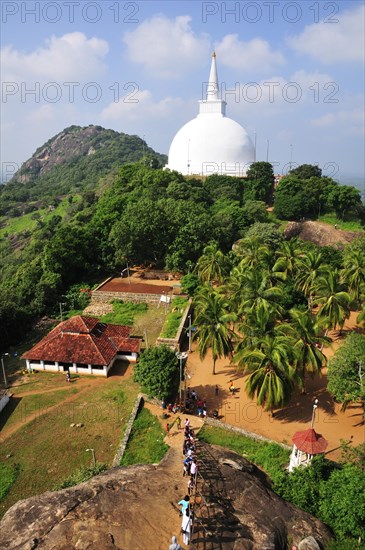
[10,125,166,185]
[1,125,167,210]
[0,444,332,549]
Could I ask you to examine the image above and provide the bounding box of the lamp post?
[59,302,66,322]
[121,262,131,284]
[176,351,188,403]
[311,399,319,429]
[1,353,9,389]
[86,448,96,468]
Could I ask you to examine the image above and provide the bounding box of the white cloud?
[215,34,285,73]
[1,32,109,82]
[100,88,186,121]
[311,108,365,130]
[123,15,211,78]
[287,4,365,63]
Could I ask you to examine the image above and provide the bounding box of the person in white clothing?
[181,509,191,545]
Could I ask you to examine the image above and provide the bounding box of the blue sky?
[1,0,364,182]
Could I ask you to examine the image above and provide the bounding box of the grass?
[120,407,168,466]
[0,463,19,501]
[318,213,364,232]
[0,370,139,518]
[101,301,148,326]
[55,463,108,489]
[160,297,189,338]
[0,196,81,239]
[198,425,290,478]
[0,389,74,433]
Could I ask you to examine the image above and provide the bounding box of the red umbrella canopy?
[292,428,328,454]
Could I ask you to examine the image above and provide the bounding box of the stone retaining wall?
[92,290,162,304]
[112,394,144,467]
[205,416,291,450]
[156,300,192,351]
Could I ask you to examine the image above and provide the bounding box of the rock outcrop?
[284,220,362,247]
[0,445,332,550]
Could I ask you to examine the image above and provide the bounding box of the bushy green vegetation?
[0,159,277,349]
[160,297,189,337]
[101,301,148,326]
[133,345,179,400]
[120,407,168,465]
[274,165,365,223]
[0,463,20,501]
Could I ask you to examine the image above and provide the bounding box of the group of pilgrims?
[169,417,199,549]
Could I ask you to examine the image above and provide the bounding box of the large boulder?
[0,445,332,549]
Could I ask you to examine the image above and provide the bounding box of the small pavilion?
[288,399,328,472]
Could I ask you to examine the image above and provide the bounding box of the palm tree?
[235,303,279,354]
[237,268,284,319]
[295,249,327,309]
[341,248,365,306]
[234,334,296,412]
[233,237,271,270]
[313,268,351,333]
[195,242,230,284]
[278,308,332,392]
[273,240,302,281]
[193,286,236,374]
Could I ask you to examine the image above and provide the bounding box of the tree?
[319,463,365,540]
[328,185,362,221]
[236,267,284,319]
[279,308,331,392]
[245,162,275,203]
[193,287,235,374]
[274,176,317,220]
[341,247,365,305]
[195,242,230,284]
[133,345,178,400]
[295,249,327,308]
[242,223,284,249]
[234,334,295,412]
[289,164,322,180]
[327,332,365,423]
[313,268,351,333]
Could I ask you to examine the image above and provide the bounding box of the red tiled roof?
[22,316,140,366]
[292,428,328,454]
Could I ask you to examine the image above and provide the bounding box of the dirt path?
[186,312,365,461]
[0,384,96,442]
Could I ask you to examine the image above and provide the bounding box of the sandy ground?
[185,311,365,461]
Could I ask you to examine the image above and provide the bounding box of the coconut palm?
[313,268,351,333]
[234,334,296,412]
[272,240,302,281]
[341,248,365,306]
[237,268,284,319]
[295,249,327,308]
[193,286,236,374]
[195,242,230,284]
[233,237,271,270]
[278,307,332,392]
[235,303,279,353]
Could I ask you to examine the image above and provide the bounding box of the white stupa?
[165,52,255,177]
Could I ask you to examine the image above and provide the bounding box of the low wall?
[92,290,162,304]
[113,394,144,466]
[204,416,291,450]
[156,300,192,351]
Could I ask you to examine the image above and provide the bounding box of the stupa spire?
[207,51,219,101]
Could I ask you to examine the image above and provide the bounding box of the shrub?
[133,345,178,400]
